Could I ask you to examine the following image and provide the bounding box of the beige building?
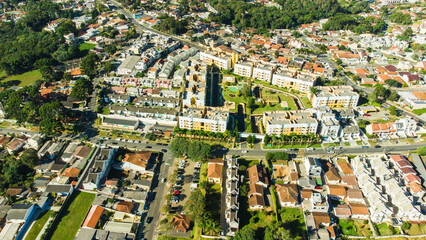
[263,110,318,135]
[271,72,316,93]
[200,51,232,70]
[179,107,229,133]
[311,86,359,108]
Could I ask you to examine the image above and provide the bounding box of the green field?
[1,70,42,87]
[48,192,95,240]
[413,108,426,115]
[25,210,54,240]
[79,42,96,51]
[300,96,312,109]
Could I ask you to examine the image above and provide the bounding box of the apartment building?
[252,65,274,82]
[179,107,229,133]
[311,86,359,108]
[234,62,253,78]
[200,51,232,70]
[263,110,318,135]
[271,72,316,93]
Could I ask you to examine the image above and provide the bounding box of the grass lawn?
[222,86,246,112]
[413,108,426,115]
[1,70,42,87]
[279,208,306,240]
[406,223,426,235]
[25,210,54,240]
[0,121,12,128]
[300,96,313,109]
[48,192,95,240]
[375,223,399,236]
[338,219,372,236]
[79,42,96,51]
[344,142,350,146]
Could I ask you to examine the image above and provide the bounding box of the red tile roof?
[82,205,104,228]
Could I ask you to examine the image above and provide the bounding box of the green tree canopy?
[71,78,93,101]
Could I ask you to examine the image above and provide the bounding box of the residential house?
[121,151,155,173]
[276,184,299,207]
[327,185,346,200]
[82,205,104,228]
[263,110,318,136]
[311,86,359,109]
[207,159,223,184]
[172,214,191,232]
[312,212,331,228]
[247,165,269,188]
[333,204,351,218]
[349,203,369,219]
[116,201,134,213]
[304,157,322,178]
[7,138,25,154]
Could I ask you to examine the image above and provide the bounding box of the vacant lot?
[406,223,426,235]
[25,210,54,240]
[338,219,372,236]
[48,191,95,240]
[1,70,42,87]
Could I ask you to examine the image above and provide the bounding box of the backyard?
[79,42,96,51]
[374,222,400,236]
[25,210,54,240]
[338,219,372,236]
[1,70,42,87]
[47,191,95,240]
[279,207,306,240]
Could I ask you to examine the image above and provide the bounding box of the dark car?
[162,149,167,152]
[156,143,162,146]
[146,146,152,149]
[146,217,153,224]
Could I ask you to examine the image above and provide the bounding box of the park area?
[47,191,95,240]
[338,219,372,236]
[405,223,426,235]
[0,70,42,87]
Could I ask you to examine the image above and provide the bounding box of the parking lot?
[169,159,201,213]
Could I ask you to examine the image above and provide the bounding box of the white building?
[234,62,253,78]
[252,65,274,82]
[263,111,318,136]
[311,86,359,108]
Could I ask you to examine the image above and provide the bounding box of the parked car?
[361,146,369,149]
[242,150,247,153]
[146,217,153,224]
[334,146,342,150]
[307,147,314,151]
[161,178,167,183]
[365,114,371,117]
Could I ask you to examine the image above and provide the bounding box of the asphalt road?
[108,0,206,51]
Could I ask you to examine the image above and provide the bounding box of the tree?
[385,79,400,87]
[81,53,100,79]
[20,148,40,168]
[233,226,256,240]
[336,58,342,65]
[401,221,411,231]
[184,188,205,222]
[389,106,397,116]
[264,223,292,240]
[71,78,93,100]
[104,62,114,73]
[56,20,77,37]
[310,87,318,94]
[264,134,270,144]
[39,118,64,136]
[418,146,426,156]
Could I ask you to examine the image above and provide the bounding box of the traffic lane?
[141,152,174,240]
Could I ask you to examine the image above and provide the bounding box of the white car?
[334,146,342,150]
[242,150,247,153]
[307,147,314,151]
[115,138,121,141]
